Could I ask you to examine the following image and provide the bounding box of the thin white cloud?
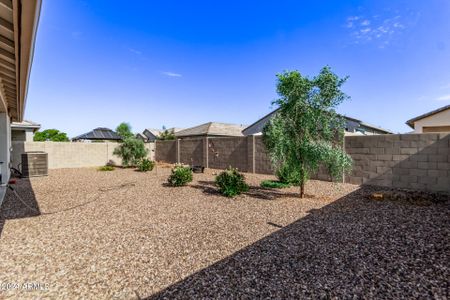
[345,16,360,28]
[436,94,450,101]
[162,71,182,78]
[346,14,408,48]
[128,48,142,55]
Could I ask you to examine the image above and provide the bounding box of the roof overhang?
[10,120,40,131]
[405,105,450,129]
[0,0,42,122]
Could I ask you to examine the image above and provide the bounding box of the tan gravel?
[0,167,357,299]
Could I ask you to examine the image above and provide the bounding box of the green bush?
[113,137,148,167]
[168,164,193,186]
[215,167,249,197]
[137,158,155,172]
[260,180,291,189]
[98,165,115,171]
[276,164,301,186]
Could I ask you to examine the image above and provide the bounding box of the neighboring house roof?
[72,128,122,141]
[136,133,147,141]
[343,115,393,134]
[405,105,450,129]
[11,120,41,132]
[242,109,279,136]
[143,127,182,139]
[144,128,161,138]
[242,108,393,135]
[176,122,246,137]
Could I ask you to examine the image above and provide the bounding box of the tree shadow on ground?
[0,177,39,238]
[190,180,309,200]
[146,186,449,299]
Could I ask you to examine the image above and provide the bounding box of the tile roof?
[175,122,246,137]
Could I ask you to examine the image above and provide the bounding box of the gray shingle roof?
[176,122,246,137]
[144,128,162,138]
[242,108,393,135]
[72,128,122,141]
[136,133,147,140]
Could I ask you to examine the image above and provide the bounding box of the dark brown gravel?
[150,186,450,300]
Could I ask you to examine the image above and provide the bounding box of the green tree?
[158,126,176,140]
[263,66,352,198]
[115,122,133,139]
[113,122,148,166]
[33,129,69,142]
[113,138,148,166]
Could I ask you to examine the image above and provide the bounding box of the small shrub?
[98,165,115,171]
[215,167,249,197]
[260,180,291,189]
[276,165,301,186]
[137,158,155,172]
[113,136,148,167]
[168,164,193,186]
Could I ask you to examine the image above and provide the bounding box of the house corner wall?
[0,112,11,185]
[25,129,34,141]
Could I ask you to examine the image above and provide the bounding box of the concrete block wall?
[179,138,203,166]
[155,133,450,193]
[154,137,270,173]
[254,136,273,174]
[11,142,155,170]
[345,133,450,192]
[208,137,249,171]
[155,140,177,163]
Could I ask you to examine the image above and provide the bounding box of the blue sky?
[25,0,450,137]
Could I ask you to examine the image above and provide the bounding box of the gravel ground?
[0,167,448,299]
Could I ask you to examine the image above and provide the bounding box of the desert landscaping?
[0,166,448,299]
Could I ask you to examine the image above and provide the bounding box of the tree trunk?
[300,183,305,198]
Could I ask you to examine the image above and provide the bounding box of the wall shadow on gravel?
[0,177,39,238]
[145,186,449,299]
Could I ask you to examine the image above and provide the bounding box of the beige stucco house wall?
[407,106,450,133]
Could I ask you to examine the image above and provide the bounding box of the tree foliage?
[115,122,134,139]
[158,126,176,140]
[263,66,353,198]
[33,129,69,142]
[113,122,148,166]
[113,138,148,167]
